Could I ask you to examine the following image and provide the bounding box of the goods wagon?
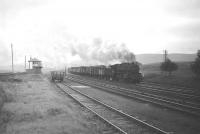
[51,71,65,82]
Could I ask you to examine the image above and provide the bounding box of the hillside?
[136,53,196,64]
[141,62,200,89]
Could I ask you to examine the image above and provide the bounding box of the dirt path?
[0,74,111,134]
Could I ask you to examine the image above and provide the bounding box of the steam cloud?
[68,38,136,67]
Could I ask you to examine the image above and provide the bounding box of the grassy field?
[141,62,200,89]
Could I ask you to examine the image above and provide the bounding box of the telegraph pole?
[11,44,14,73]
[25,56,26,70]
[65,66,67,76]
[164,50,168,62]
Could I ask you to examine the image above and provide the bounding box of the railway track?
[65,75,200,117]
[133,84,200,106]
[141,81,194,90]
[67,74,200,105]
[68,74,200,102]
[55,82,170,134]
[138,82,200,96]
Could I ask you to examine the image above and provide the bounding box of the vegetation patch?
[0,85,10,133]
[19,112,43,122]
[0,76,10,82]
[142,62,200,89]
[0,85,6,108]
[0,110,13,133]
[47,108,64,116]
[8,78,23,82]
[0,75,22,83]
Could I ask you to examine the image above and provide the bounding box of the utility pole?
[25,56,26,70]
[164,50,168,62]
[29,57,31,69]
[65,66,67,76]
[11,44,14,73]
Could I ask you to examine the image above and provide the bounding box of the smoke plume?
[68,38,135,66]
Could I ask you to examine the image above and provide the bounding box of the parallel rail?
[56,82,170,134]
[55,83,125,134]
[66,73,200,105]
[137,82,200,99]
[65,75,200,117]
[68,73,200,101]
[140,81,199,94]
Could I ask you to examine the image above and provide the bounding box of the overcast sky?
[0,0,200,68]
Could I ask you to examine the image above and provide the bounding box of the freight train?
[68,62,143,83]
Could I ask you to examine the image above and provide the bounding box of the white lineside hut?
[26,58,42,74]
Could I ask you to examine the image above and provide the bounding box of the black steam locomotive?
[68,62,143,83]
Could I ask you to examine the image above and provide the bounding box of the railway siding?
[66,74,200,117]
[64,76,200,134]
[56,82,169,134]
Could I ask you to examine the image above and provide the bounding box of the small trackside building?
[26,58,42,74]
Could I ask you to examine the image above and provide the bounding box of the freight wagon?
[51,71,65,82]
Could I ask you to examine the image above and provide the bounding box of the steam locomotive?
[68,62,143,83]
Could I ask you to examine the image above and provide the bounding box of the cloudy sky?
[0,0,200,69]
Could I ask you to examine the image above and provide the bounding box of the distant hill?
[141,61,200,89]
[136,53,196,64]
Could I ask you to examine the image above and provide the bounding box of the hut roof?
[28,58,41,62]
